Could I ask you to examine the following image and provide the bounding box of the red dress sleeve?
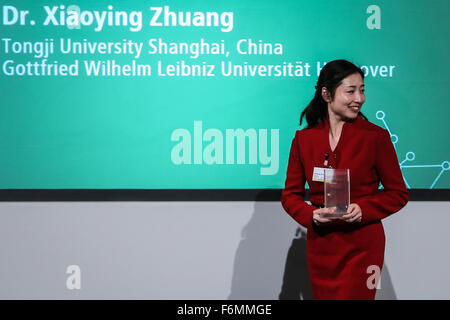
[281,132,316,230]
[358,129,409,224]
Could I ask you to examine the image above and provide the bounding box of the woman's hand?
[340,203,362,223]
[312,207,334,226]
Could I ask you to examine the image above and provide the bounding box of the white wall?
[0,201,448,299]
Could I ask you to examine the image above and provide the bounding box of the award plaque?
[323,168,350,219]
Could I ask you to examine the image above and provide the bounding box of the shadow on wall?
[227,190,299,299]
[278,227,313,300]
[228,190,398,300]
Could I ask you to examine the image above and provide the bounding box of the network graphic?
[376,110,449,189]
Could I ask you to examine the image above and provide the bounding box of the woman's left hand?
[340,203,362,223]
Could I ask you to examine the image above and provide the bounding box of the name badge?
[312,167,325,182]
[313,167,334,182]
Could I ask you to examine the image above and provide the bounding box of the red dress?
[281,115,408,300]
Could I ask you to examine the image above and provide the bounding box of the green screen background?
[0,0,449,189]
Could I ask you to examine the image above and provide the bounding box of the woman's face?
[325,73,365,121]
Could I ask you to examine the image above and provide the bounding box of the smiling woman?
[281,59,409,300]
[325,73,365,125]
[300,60,368,129]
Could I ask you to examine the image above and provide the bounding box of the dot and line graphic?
[376,110,449,189]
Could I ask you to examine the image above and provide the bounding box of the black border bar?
[0,189,448,201]
[0,300,445,317]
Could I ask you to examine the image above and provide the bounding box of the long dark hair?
[300,59,367,128]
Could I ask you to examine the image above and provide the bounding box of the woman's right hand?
[312,207,334,226]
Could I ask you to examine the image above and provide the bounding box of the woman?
[281,59,408,300]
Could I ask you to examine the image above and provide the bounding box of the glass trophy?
[323,168,350,219]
